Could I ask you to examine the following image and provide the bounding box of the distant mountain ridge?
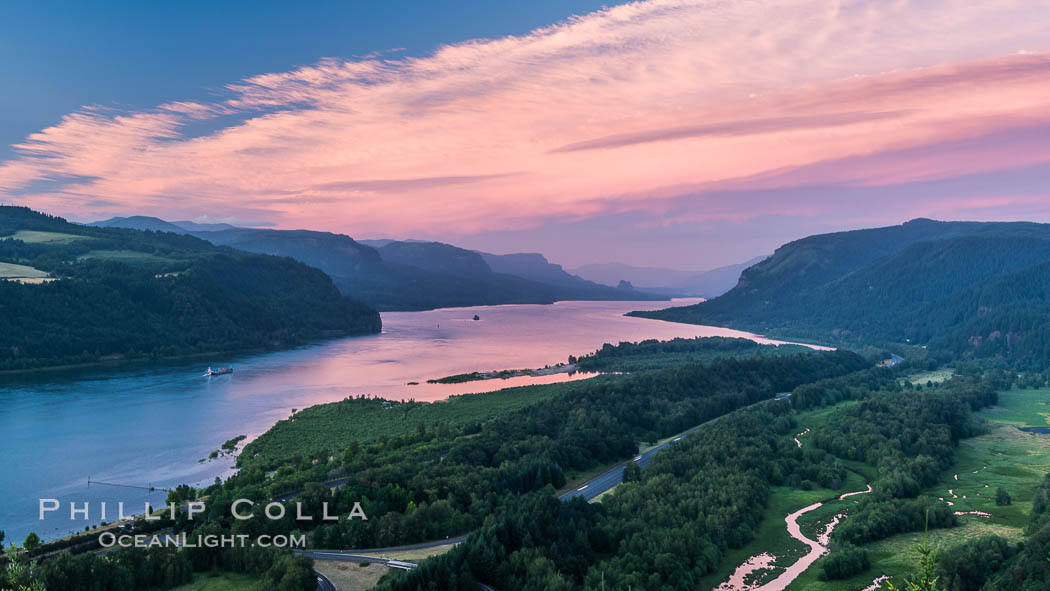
[92,216,239,233]
[571,256,768,298]
[89,216,663,311]
[171,220,238,232]
[633,218,1050,367]
[90,215,187,233]
[569,262,697,287]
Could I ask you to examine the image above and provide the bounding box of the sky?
[2,0,1050,271]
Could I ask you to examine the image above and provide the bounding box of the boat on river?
[203,365,233,377]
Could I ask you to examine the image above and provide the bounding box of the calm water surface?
[0,299,812,542]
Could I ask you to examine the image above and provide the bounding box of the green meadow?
[984,387,1050,427]
[786,387,1050,591]
[0,261,49,279]
[905,368,955,386]
[160,572,260,591]
[5,229,88,244]
[78,249,178,264]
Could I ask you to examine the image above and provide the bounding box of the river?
[0,299,814,544]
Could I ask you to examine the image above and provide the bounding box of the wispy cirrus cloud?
[311,173,523,194]
[2,0,1050,244]
[548,111,911,153]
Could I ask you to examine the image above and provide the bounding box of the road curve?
[306,396,793,590]
[560,396,789,501]
[314,569,336,591]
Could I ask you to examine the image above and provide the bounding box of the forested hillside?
[0,207,381,370]
[634,219,1050,367]
[91,216,662,310]
[376,370,1000,591]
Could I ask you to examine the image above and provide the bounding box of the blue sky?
[0,0,614,159]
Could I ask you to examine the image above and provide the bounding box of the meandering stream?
[716,481,873,590]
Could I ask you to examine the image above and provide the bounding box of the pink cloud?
[1,0,1050,236]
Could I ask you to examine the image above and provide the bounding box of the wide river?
[0,299,810,543]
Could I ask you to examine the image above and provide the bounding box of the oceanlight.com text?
[98,532,307,549]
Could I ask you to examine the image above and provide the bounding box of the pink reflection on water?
[794,428,810,448]
[717,482,873,591]
[714,553,777,591]
[862,575,891,591]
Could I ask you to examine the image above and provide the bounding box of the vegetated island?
[426,363,578,384]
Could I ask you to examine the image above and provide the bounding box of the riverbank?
[0,328,372,377]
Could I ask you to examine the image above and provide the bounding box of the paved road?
[275,475,353,502]
[308,395,792,589]
[558,427,695,501]
[304,550,406,566]
[305,420,712,590]
[314,570,336,591]
[304,534,470,557]
[560,395,791,501]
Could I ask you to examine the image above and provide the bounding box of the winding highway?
[314,570,336,591]
[562,394,791,501]
[305,395,793,589]
[559,428,694,501]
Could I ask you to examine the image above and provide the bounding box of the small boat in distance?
[203,365,233,377]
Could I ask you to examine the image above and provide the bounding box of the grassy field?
[6,229,87,244]
[315,560,390,591]
[788,517,1026,591]
[0,261,49,279]
[78,249,177,264]
[241,378,610,467]
[785,387,1050,591]
[905,368,955,386]
[359,542,459,561]
[921,424,1050,527]
[158,572,260,591]
[984,387,1050,427]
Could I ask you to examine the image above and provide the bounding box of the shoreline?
[0,328,377,377]
[0,298,689,377]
